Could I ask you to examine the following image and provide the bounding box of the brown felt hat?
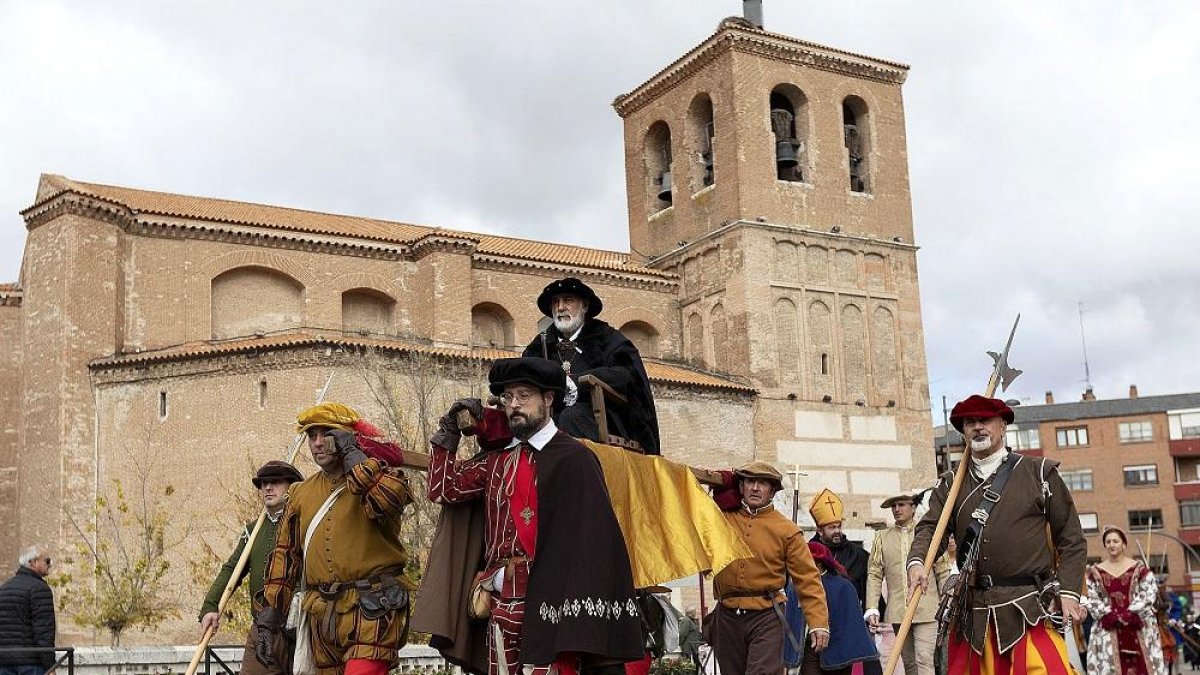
[733,461,783,491]
[880,493,920,509]
[253,460,304,488]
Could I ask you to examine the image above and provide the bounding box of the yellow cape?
[583,440,752,588]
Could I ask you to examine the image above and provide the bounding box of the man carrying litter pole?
[255,403,416,675]
[906,395,1087,673]
[199,460,304,675]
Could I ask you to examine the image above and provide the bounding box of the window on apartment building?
[1181,501,1200,527]
[1056,426,1089,447]
[1119,421,1153,443]
[1179,459,1200,483]
[1123,464,1159,486]
[158,390,168,420]
[1078,512,1099,534]
[258,378,268,410]
[1170,412,1200,440]
[1145,553,1169,575]
[1005,425,1041,451]
[1061,469,1093,492]
[1128,509,1164,531]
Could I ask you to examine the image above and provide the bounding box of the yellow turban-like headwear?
[296,402,379,436]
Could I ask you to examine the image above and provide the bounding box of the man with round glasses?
[426,356,643,675]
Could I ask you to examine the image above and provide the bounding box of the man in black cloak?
[423,357,644,675]
[522,277,660,455]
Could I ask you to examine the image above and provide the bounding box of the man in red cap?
[522,277,659,455]
[424,357,643,675]
[906,395,1087,674]
[199,460,303,675]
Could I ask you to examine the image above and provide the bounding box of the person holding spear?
[198,460,304,675]
[905,394,1087,673]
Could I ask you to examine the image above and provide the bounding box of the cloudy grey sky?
[2,1,1198,415]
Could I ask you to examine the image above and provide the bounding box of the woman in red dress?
[1084,526,1165,675]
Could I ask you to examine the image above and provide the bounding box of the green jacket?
[199,515,281,619]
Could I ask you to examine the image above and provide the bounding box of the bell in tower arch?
[657,170,673,203]
[771,108,799,168]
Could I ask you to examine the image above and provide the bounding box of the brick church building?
[0,14,935,642]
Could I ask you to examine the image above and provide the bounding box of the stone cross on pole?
[786,464,806,522]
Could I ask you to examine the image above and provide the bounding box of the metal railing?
[201,644,240,675]
[0,646,75,675]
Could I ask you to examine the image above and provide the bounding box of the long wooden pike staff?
[883,315,1023,675]
[184,371,336,675]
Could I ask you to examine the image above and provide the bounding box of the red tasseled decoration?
[474,408,515,451]
[711,470,742,512]
[351,418,383,439]
[358,436,404,467]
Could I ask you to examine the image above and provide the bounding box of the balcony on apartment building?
[1169,410,1200,457]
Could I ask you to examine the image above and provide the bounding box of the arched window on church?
[471,302,514,349]
[710,304,729,372]
[687,94,716,192]
[619,320,660,357]
[843,96,871,193]
[770,86,809,183]
[342,288,395,335]
[211,266,304,340]
[686,311,706,368]
[644,121,673,215]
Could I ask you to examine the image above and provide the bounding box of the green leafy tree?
[54,477,185,645]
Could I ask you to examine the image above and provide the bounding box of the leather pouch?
[469,570,494,620]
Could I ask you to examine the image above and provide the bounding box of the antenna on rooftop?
[1078,301,1092,390]
[743,0,764,28]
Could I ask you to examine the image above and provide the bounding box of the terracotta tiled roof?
[642,360,756,393]
[0,283,19,292]
[34,175,671,278]
[89,332,754,394]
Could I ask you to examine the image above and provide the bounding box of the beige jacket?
[865,523,951,624]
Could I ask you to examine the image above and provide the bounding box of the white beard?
[554,314,585,336]
[969,437,993,452]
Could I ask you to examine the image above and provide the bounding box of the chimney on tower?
[743,0,764,28]
[1129,384,1139,399]
[1045,391,1054,405]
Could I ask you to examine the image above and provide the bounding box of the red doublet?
[511,444,538,556]
[430,442,548,674]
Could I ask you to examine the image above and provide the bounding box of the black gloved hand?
[326,429,368,473]
[431,398,483,450]
[253,606,285,667]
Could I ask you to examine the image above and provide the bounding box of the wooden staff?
[184,372,335,675]
[884,317,1021,675]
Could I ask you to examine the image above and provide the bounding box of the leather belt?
[315,566,407,598]
[973,572,1047,590]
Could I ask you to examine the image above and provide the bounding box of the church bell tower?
[612,5,934,524]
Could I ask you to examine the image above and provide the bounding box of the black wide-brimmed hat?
[253,460,304,488]
[488,357,567,396]
[536,277,603,318]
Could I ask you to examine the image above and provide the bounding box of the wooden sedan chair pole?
[184,373,335,675]
[883,316,1023,675]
